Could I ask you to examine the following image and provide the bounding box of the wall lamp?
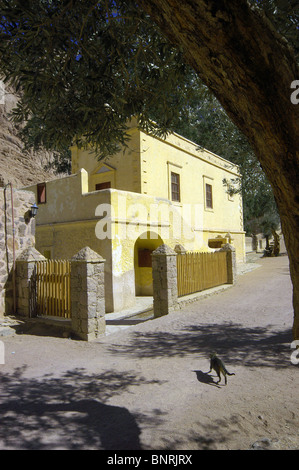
[25,203,38,224]
[30,203,38,218]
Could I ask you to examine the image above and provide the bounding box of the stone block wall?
[16,247,45,317]
[152,244,178,317]
[219,243,236,284]
[15,245,107,340]
[0,186,35,316]
[71,247,106,341]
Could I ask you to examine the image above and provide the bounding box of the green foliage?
[172,89,281,235]
[0,0,197,158]
[0,0,291,228]
[44,146,72,175]
[0,0,297,159]
[249,0,298,59]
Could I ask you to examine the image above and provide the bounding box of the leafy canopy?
[0,0,297,157]
[172,90,281,235]
[0,0,298,155]
[0,0,201,156]
[0,0,296,233]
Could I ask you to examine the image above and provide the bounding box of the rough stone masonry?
[0,186,35,316]
[70,246,106,341]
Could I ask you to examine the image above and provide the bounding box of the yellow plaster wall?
[109,190,168,309]
[138,130,245,262]
[24,169,97,225]
[24,125,246,312]
[108,189,213,309]
[70,127,245,263]
[36,223,114,312]
[139,131,243,229]
[24,170,117,311]
[71,128,141,193]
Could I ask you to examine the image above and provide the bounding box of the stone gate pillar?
[71,246,106,341]
[16,247,46,317]
[219,243,236,284]
[152,244,178,317]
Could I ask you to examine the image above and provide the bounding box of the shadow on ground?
[0,367,164,450]
[193,370,222,388]
[7,312,155,339]
[6,318,73,339]
[105,312,154,327]
[0,366,233,450]
[107,322,293,369]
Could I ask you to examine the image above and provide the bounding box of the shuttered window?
[37,183,46,204]
[171,172,180,202]
[205,183,213,209]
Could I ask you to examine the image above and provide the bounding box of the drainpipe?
[4,183,16,315]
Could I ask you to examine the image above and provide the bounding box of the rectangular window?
[95,181,111,190]
[205,183,213,209]
[37,183,46,204]
[171,172,180,202]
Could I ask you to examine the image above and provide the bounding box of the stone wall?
[70,247,106,341]
[14,245,106,340]
[16,247,45,318]
[0,186,35,316]
[152,244,178,317]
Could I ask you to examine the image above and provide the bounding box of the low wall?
[152,243,236,318]
[15,246,106,341]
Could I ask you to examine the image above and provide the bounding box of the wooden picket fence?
[177,251,228,297]
[35,260,71,318]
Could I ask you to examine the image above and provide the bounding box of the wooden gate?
[35,260,71,318]
[177,251,228,297]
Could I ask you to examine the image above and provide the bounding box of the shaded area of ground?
[105,322,293,368]
[0,255,298,450]
[0,367,158,449]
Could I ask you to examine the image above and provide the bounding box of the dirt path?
[0,255,298,450]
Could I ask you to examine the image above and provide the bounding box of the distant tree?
[171,88,281,236]
[44,147,72,175]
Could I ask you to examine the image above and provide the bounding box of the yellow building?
[24,124,245,312]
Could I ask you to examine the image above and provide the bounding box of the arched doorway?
[134,231,163,296]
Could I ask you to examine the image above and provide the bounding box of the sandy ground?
[0,254,298,450]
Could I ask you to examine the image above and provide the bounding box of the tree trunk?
[138,0,299,338]
[271,229,280,257]
[265,235,270,253]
